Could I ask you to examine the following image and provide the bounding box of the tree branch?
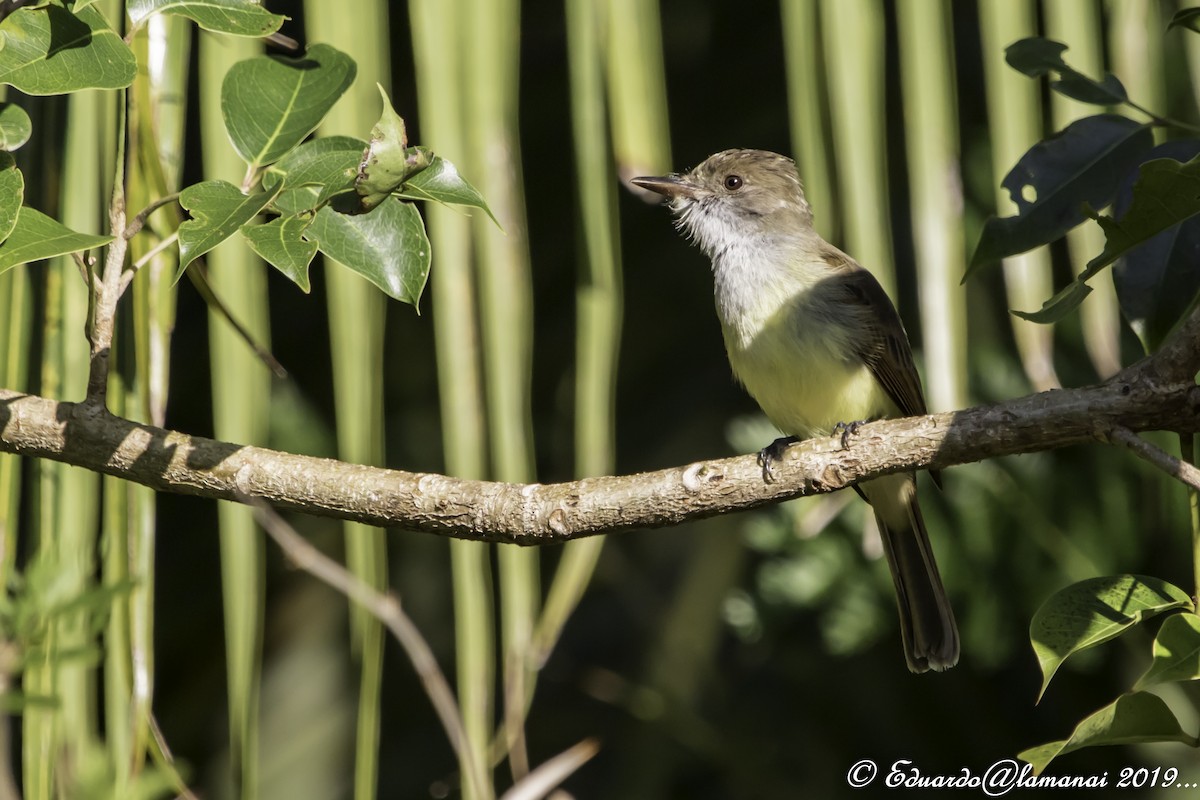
[1107,425,1200,492]
[2,347,1198,543]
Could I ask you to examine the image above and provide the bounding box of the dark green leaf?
[240,215,317,292]
[221,43,356,169]
[1005,37,1127,105]
[0,103,31,151]
[0,4,136,94]
[1030,575,1192,700]
[0,153,24,244]
[0,206,112,275]
[1168,8,1200,34]
[1134,613,1200,690]
[306,197,430,305]
[177,180,277,277]
[128,0,285,38]
[354,85,427,211]
[1019,693,1196,775]
[396,155,499,225]
[262,135,363,206]
[1010,279,1092,324]
[1095,148,1200,352]
[966,115,1153,276]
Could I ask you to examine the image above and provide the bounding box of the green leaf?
[396,155,499,225]
[1010,278,1092,324]
[262,135,363,206]
[128,0,285,38]
[177,180,276,277]
[1110,143,1200,353]
[0,103,31,151]
[354,85,426,211]
[1018,693,1197,775]
[0,153,24,244]
[1030,575,1192,700]
[240,215,317,292]
[306,197,430,305]
[1005,37,1128,105]
[0,206,112,275]
[273,185,324,217]
[1133,613,1200,690]
[0,4,136,94]
[221,43,356,169]
[966,115,1153,276]
[1169,8,1200,34]
[1090,156,1200,273]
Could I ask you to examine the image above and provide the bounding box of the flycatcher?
[633,149,959,673]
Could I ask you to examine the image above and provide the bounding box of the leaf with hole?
[1030,574,1192,701]
[0,4,136,94]
[128,0,285,37]
[306,197,430,305]
[967,115,1153,277]
[0,206,112,275]
[221,43,356,169]
[177,180,277,278]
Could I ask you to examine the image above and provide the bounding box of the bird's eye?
[723,174,743,191]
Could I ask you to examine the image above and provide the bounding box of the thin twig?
[497,738,599,800]
[124,231,180,292]
[146,713,200,800]
[188,264,288,378]
[1109,425,1200,492]
[245,497,492,800]
[123,192,182,240]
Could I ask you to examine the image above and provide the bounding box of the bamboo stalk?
[409,1,495,797]
[303,2,393,796]
[979,0,1060,391]
[605,0,671,181]
[820,0,895,297]
[533,0,622,669]
[199,29,265,800]
[462,0,540,780]
[1108,0,1165,126]
[1044,0,1121,378]
[897,0,967,412]
[781,0,838,242]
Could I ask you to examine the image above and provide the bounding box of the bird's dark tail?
[864,475,959,673]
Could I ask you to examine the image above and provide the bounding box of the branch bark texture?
[3,309,1200,543]
[3,330,1198,544]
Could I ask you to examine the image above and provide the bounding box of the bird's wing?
[820,245,928,419]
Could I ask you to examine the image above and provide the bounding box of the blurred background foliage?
[3,0,1200,798]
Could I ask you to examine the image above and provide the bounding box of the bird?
[632,148,959,672]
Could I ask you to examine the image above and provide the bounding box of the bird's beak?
[630,174,701,201]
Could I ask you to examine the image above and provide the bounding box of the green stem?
[1183,433,1200,603]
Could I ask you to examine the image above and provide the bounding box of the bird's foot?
[757,436,800,484]
[832,420,867,450]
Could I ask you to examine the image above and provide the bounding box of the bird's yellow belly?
[725,318,892,440]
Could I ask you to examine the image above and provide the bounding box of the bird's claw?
[757,436,799,484]
[833,420,865,450]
